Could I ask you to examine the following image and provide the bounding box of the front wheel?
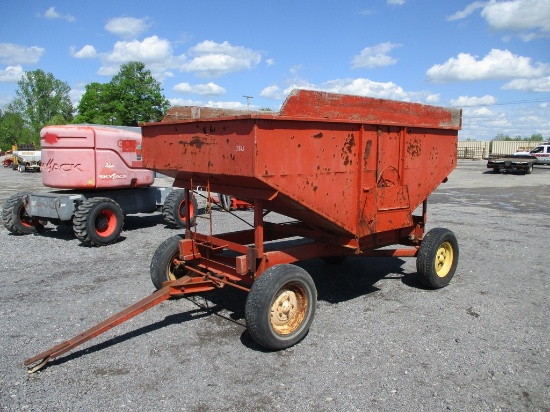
[245,264,317,350]
[2,192,44,235]
[416,228,459,289]
[526,163,533,174]
[73,197,124,246]
[150,235,191,290]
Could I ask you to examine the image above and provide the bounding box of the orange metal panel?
[141,89,460,242]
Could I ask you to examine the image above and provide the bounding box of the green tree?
[8,69,74,143]
[0,109,34,151]
[73,82,114,124]
[75,61,170,126]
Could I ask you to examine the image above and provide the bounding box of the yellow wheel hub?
[270,286,307,335]
[435,241,454,278]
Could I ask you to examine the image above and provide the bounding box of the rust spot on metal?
[341,133,355,166]
[364,139,372,162]
[190,136,207,148]
[407,138,421,158]
[313,132,323,139]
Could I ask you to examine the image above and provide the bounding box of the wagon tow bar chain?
[24,275,200,374]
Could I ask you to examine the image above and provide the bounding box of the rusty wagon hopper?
[25,90,461,372]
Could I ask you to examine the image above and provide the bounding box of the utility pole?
[243,95,253,109]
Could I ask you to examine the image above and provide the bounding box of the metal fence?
[457,141,542,159]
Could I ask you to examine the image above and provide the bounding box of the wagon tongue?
[24,276,198,373]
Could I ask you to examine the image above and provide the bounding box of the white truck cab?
[528,143,550,165]
[516,143,550,165]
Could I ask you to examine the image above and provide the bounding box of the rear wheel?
[416,228,459,289]
[162,190,198,228]
[2,192,44,235]
[245,264,317,350]
[150,235,191,290]
[526,163,533,174]
[217,193,232,210]
[73,198,124,246]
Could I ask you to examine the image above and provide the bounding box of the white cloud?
[0,65,24,83]
[99,35,184,77]
[204,100,249,110]
[260,85,285,100]
[481,0,550,40]
[181,40,262,77]
[70,45,98,59]
[449,0,550,40]
[173,82,226,96]
[426,49,550,83]
[426,94,441,104]
[105,17,151,39]
[169,97,250,110]
[262,77,433,103]
[387,0,405,5]
[43,6,75,22]
[98,37,260,81]
[447,2,488,21]
[502,76,550,92]
[266,58,275,67]
[450,95,497,106]
[0,43,45,65]
[351,42,401,69]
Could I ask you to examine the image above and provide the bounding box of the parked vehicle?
[13,149,41,172]
[25,90,462,372]
[486,154,537,174]
[515,143,550,165]
[2,125,197,246]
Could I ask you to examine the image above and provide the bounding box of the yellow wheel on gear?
[435,241,454,278]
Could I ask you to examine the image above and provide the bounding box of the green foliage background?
[0,61,170,151]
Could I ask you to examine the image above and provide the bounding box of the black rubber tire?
[2,192,44,235]
[162,190,198,228]
[416,228,459,289]
[526,163,533,174]
[218,193,232,210]
[150,234,190,290]
[245,264,317,350]
[73,197,124,246]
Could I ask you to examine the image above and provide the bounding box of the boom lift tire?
[162,190,198,228]
[245,264,317,350]
[416,228,459,289]
[150,234,190,290]
[217,193,232,210]
[2,192,44,235]
[73,197,124,246]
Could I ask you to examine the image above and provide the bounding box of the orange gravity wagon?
[25,89,462,372]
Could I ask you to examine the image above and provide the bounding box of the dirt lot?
[1,159,549,411]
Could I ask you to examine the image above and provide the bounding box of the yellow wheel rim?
[270,285,307,335]
[167,252,189,281]
[435,241,454,278]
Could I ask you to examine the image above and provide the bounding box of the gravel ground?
[0,159,549,411]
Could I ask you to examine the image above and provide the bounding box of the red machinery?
[2,125,197,246]
[25,90,461,372]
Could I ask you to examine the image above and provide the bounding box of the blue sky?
[0,0,549,140]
